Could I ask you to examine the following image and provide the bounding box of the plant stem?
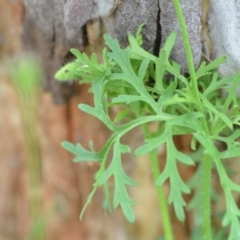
[171,1,212,239]
[202,154,212,239]
[149,149,174,240]
[171,0,199,99]
[171,0,209,132]
[141,125,174,240]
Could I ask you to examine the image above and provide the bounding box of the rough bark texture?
[159,0,202,73]
[22,0,83,104]
[208,0,240,76]
[114,0,159,51]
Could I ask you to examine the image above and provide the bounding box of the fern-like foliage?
[55,24,240,240]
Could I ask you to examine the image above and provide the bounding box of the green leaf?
[127,34,156,61]
[157,80,177,110]
[134,128,169,156]
[59,48,108,83]
[155,50,167,92]
[221,189,240,240]
[105,36,158,112]
[222,71,240,114]
[219,143,240,159]
[80,183,98,220]
[54,61,80,81]
[97,140,137,222]
[166,112,203,130]
[138,58,150,80]
[121,203,135,223]
[194,132,219,159]
[217,129,240,143]
[196,56,227,79]
[79,73,116,131]
[71,49,104,72]
[155,128,193,222]
[135,22,146,46]
[61,141,101,162]
[201,96,233,130]
[162,31,177,59]
[112,95,146,104]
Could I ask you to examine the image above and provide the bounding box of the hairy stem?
[202,154,212,239]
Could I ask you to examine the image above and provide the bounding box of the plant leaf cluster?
[55,24,240,239]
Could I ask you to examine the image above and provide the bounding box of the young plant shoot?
[55,2,240,239]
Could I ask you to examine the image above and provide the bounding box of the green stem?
[149,149,174,240]
[171,1,212,239]
[171,0,209,133]
[171,0,199,99]
[202,154,212,239]
[141,125,174,240]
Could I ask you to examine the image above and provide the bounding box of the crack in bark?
[153,3,161,57]
[51,25,56,57]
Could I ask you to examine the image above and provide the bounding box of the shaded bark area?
[0,2,29,240]
[0,71,29,240]
[22,0,83,104]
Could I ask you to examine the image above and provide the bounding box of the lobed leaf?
[155,127,194,222]
[195,56,227,79]
[54,61,80,81]
[61,141,101,162]
[98,140,137,222]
